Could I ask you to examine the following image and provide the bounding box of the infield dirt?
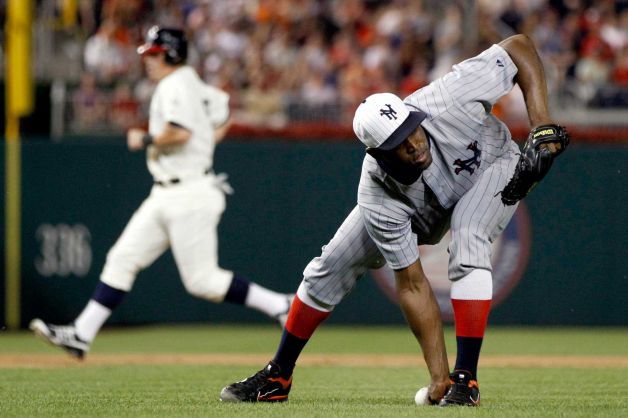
[1,353,626,368]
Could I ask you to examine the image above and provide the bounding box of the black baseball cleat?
[439,370,480,407]
[220,361,292,402]
[29,319,89,360]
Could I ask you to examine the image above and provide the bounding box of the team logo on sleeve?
[371,204,531,322]
[453,141,481,175]
[379,104,398,120]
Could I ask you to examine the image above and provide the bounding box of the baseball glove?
[500,124,569,206]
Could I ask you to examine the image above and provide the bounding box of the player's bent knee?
[448,226,495,281]
[182,268,232,303]
[184,280,225,302]
[99,249,141,292]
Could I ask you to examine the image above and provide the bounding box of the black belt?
[154,168,211,187]
[154,178,180,186]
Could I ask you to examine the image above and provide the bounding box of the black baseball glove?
[500,124,569,206]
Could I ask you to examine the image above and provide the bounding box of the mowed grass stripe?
[1,325,627,355]
[0,365,625,417]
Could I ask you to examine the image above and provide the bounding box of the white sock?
[74,300,112,343]
[245,283,290,317]
[451,269,493,300]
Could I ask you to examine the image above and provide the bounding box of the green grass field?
[1,325,626,417]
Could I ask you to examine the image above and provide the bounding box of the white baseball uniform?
[303,44,521,307]
[100,66,234,302]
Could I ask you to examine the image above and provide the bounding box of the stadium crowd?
[53,0,628,132]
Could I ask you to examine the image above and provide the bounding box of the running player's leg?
[168,184,291,322]
[447,153,518,384]
[79,197,169,345]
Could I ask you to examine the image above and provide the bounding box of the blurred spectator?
[293,64,339,123]
[363,33,392,71]
[41,0,628,135]
[109,82,140,131]
[83,18,139,83]
[399,59,430,98]
[300,31,329,73]
[301,70,338,107]
[263,30,297,71]
[238,71,287,128]
[575,20,614,102]
[611,45,628,86]
[132,76,155,124]
[71,73,107,132]
[337,50,370,109]
[329,29,356,69]
[148,0,185,27]
[430,4,463,80]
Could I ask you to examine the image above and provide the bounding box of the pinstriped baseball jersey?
[303,43,523,306]
[357,44,520,273]
[406,44,519,209]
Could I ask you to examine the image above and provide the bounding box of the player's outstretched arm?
[498,35,570,205]
[499,34,550,127]
[395,260,450,402]
[500,34,564,155]
[126,123,191,151]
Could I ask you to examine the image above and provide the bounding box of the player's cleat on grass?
[220,361,292,402]
[273,294,295,328]
[439,370,480,407]
[29,318,89,360]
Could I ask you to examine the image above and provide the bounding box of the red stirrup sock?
[285,295,331,339]
[451,299,491,379]
[272,296,331,377]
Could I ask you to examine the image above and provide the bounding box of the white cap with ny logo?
[352,92,427,150]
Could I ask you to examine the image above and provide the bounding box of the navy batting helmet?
[137,26,188,65]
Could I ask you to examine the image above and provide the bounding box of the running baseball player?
[30,26,293,359]
[220,34,568,406]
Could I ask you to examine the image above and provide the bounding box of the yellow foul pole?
[5,0,33,330]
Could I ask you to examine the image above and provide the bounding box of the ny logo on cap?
[379,104,397,120]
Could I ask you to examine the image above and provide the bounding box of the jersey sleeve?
[358,204,419,271]
[439,44,518,110]
[160,82,196,130]
[203,85,230,127]
[357,156,419,270]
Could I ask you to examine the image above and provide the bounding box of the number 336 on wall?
[34,224,92,277]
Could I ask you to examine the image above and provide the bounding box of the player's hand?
[127,128,147,151]
[528,123,569,157]
[428,378,449,403]
[530,121,566,155]
[528,117,565,155]
[540,141,562,154]
[499,123,569,205]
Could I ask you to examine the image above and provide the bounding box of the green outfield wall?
[1,139,626,327]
